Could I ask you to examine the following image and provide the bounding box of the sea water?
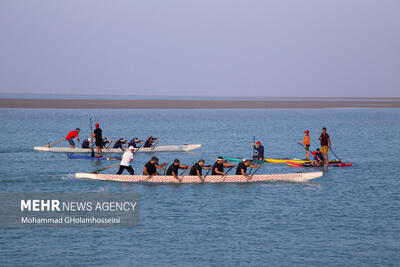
[0,108,399,266]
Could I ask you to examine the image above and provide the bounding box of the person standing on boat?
[319,127,331,164]
[166,159,190,179]
[144,136,159,149]
[143,156,167,177]
[236,159,261,179]
[65,128,80,149]
[212,157,236,175]
[189,159,212,178]
[92,123,103,157]
[298,130,311,160]
[253,141,264,160]
[117,146,135,175]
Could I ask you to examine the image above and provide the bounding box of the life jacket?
[303,135,310,145]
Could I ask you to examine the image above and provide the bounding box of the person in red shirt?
[65,128,80,148]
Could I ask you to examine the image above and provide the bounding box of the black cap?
[76,128,80,131]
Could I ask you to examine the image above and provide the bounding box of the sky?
[0,0,399,97]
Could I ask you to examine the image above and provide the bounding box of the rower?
[319,127,331,164]
[253,141,264,160]
[212,157,236,175]
[65,128,80,149]
[236,159,261,179]
[128,138,143,148]
[144,136,159,148]
[116,146,135,175]
[113,138,127,151]
[143,156,167,177]
[82,137,91,149]
[102,137,113,149]
[298,130,311,160]
[92,123,103,157]
[189,159,212,178]
[166,159,190,179]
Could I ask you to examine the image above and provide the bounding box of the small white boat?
[75,171,323,183]
[34,144,201,153]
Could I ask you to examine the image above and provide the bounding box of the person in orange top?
[298,130,311,160]
[65,128,80,148]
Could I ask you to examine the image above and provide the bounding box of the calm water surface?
[0,108,399,266]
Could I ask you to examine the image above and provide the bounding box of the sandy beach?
[0,97,400,109]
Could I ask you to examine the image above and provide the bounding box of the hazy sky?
[0,0,399,97]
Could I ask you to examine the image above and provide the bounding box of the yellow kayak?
[265,158,341,164]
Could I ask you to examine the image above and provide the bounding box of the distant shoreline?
[1,98,400,109]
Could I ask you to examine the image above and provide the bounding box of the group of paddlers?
[298,127,332,166]
[118,146,261,180]
[65,123,159,156]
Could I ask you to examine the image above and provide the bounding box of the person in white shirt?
[116,146,135,175]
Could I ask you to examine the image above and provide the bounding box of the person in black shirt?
[212,157,236,175]
[82,138,90,149]
[143,157,167,177]
[253,141,264,160]
[93,123,103,156]
[236,159,261,179]
[166,159,190,180]
[189,159,212,178]
[113,138,127,151]
[128,138,143,148]
[144,136,159,148]
[102,137,113,149]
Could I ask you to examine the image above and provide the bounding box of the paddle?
[248,166,261,180]
[90,118,95,157]
[177,168,190,182]
[46,139,66,147]
[297,143,305,149]
[252,136,256,159]
[330,149,341,161]
[203,169,211,181]
[92,162,120,174]
[222,166,234,181]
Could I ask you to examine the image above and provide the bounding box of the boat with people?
[287,161,352,168]
[225,156,342,164]
[75,171,323,183]
[34,144,202,153]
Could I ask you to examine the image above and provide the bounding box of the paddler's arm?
[214,168,224,175]
[155,163,168,170]
[239,168,249,178]
[143,167,151,177]
[223,163,236,168]
[179,164,190,169]
[328,138,332,151]
[249,164,261,168]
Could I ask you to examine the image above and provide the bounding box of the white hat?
[128,146,135,150]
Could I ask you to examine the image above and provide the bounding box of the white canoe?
[34,144,201,153]
[75,171,323,183]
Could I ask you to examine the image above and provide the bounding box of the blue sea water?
[0,108,399,266]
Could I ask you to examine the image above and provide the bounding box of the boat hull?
[226,156,340,164]
[287,161,352,167]
[75,172,323,183]
[34,144,201,153]
[266,158,341,164]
